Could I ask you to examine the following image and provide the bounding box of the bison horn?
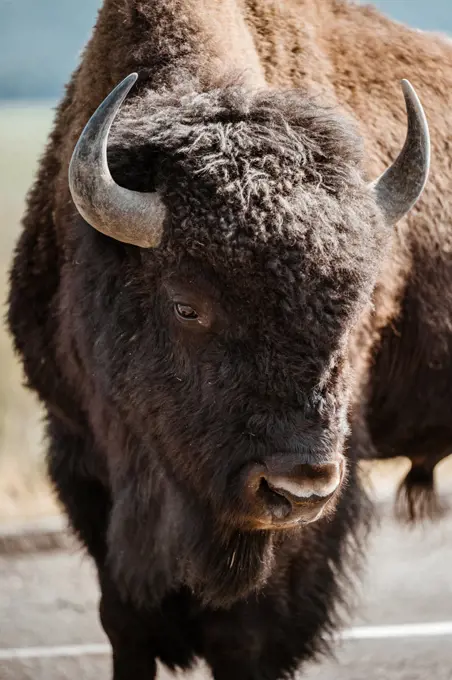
[371,80,430,225]
[69,73,166,248]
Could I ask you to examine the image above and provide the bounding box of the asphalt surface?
[1,503,452,680]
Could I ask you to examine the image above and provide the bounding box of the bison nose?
[244,459,344,526]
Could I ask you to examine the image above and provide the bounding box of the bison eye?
[174,302,199,322]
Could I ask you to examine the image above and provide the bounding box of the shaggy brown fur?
[7,1,452,678]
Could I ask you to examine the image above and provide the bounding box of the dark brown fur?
[7,1,452,678]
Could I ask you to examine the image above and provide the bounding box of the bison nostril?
[257,477,292,520]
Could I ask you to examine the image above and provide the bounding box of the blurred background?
[0,0,451,521]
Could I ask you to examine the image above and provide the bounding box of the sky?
[0,0,451,99]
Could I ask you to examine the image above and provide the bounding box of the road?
[1,502,452,680]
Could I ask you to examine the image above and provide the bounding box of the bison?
[7,0,450,678]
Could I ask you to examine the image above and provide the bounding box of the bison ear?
[370,80,430,225]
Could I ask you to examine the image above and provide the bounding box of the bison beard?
[108,465,275,608]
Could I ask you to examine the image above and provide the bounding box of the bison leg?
[206,639,290,680]
[99,576,158,680]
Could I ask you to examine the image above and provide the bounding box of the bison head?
[67,75,429,606]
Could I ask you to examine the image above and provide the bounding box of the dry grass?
[0,104,450,523]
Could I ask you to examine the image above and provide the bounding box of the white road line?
[0,643,110,661]
[1,622,452,661]
[343,621,452,640]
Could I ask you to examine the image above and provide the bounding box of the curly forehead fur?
[113,82,364,188]
[110,83,388,318]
